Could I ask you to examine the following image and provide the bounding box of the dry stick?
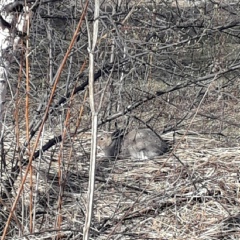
[98,0,143,44]
[24,9,33,234]
[55,58,87,239]
[106,77,218,239]
[55,84,73,238]
[84,3,144,238]
[1,1,89,239]
[74,60,88,134]
[75,89,88,133]
[13,41,24,234]
[83,0,99,239]
[55,63,89,238]
[10,64,112,171]
[0,197,28,239]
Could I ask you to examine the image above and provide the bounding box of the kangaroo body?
[98,128,168,160]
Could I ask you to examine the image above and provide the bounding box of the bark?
[0,1,29,134]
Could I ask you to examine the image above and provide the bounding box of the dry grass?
[1,0,239,238]
[2,88,240,239]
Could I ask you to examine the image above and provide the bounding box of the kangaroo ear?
[111,129,125,140]
[114,121,118,130]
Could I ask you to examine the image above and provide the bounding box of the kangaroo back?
[122,128,168,159]
[98,128,168,160]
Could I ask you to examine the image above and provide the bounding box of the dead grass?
[1,83,240,239]
[6,128,240,238]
